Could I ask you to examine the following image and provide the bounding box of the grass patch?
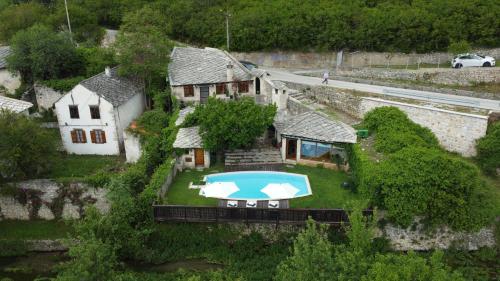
[286,165,362,209]
[46,153,125,180]
[0,220,73,240]
[164,166,222,206]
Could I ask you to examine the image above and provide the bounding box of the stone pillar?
[296,139,302,162]
[281,137,287,161]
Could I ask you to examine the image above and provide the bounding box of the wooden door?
[194,148,205,166]
[200,86,209,104]
[286,139,297,160]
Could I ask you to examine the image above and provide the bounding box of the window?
[69,105,79,119]
[70,129,86,143]
[183,85,194,97]
[300,141,332,161]
[89,105,100,119]
[238,81,249,93]
[90,129,106,144]
[275,89,278,95]
[216,83,226,95]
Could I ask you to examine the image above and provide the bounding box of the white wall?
[0,69,21,95]
[123,130,141,163]
[178,149,210,169]
[114,93,145,146]
[55,85,120,155]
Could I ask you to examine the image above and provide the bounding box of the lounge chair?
[246,200,257,208]
[268,201,279,208]
[227,200,238,208]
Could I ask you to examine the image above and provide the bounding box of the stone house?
[0,46,21,95]
[168,47,260,104]
[0,95,33,115]
[54,67,145,155]
[173,126,210,169]
[274,111,357,170]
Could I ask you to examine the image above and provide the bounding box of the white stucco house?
[54,67,145,155]
[0,46,21,95]
[0,95,33,115]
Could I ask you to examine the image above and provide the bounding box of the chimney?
[226,61,234,82]
[104,66,111,77]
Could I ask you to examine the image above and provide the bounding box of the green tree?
[114,5,172,92]
[185,97,276,153]
[55,236,118,281]
[275,218,335,281]
[0,110,57,181]
[0,2,46,43]
[7,24,83,84]
[47,2,105,45]
[475,122,500,176]
[362,251,465,281]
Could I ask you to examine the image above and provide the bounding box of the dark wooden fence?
[153,205,372,225]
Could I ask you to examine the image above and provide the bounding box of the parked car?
[451,53,496,68]
[239,60,258,70]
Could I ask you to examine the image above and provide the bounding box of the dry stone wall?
[232,48,500,69]
[0,179,109,220]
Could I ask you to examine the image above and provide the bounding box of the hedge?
[476,122,500,176]
[346,143,374,199]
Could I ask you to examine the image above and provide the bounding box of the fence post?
[215,207,218,224]
[437,57,440,69]
[184,207,187,222]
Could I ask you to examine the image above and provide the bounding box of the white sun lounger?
[246,200,257,208]
[227,200,238,208]
[268,201,280,208]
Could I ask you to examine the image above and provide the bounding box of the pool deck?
[217,199,290,208]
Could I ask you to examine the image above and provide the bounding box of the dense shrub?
[369,147,495,230]
[140,158,174,204]
[475,122,500,176]
[137,110,170,134]
[346,144,374,197]
[40,76,85,92]
[0,110,58,181]
[363,107,439,153]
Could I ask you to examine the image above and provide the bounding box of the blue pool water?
[203,171,311,200]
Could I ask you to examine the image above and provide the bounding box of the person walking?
[322,71,329,84]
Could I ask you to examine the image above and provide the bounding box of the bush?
[448,40,472,55]
[0,110,58,181]
[140,158,174,204]
[369,147,495,230]
[346,144,374,198]
[363,107,439,153]
[0,240,28,257]
[136,110,170,134]
[476,122,500,176]
[40,76,85,92]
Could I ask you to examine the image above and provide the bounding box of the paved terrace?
[224,148,283,171]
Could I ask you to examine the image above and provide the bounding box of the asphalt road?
[265,68,500,111]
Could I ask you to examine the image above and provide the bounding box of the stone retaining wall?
[232,48,500,69]
[0,179,109,220]
[284,83,489,156]
[334,67,500,87]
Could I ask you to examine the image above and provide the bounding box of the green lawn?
[164,166,222,206]
[0,220,73,240]
[285,165,362,209]
[46,153,125,180]
[166,164,361,209]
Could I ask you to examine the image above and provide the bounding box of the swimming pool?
[202,171,311,200]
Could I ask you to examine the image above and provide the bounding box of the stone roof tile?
[173,126,203,148]
[168,47,252,86]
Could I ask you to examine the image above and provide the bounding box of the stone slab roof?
[173,126,203,148]
[80,67,142,107]
[281,111,357,143]
[0,95,33,113]
[168,47,253,86]
[0,46,11,69]
[175,106,195,126]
